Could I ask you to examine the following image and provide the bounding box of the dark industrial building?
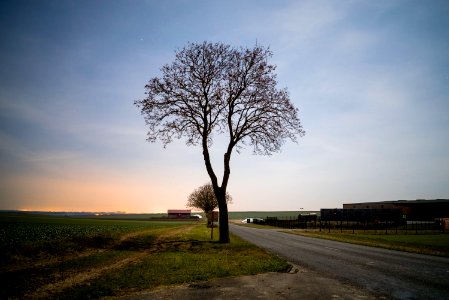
[320,199,449,231]
[342,199,449,221]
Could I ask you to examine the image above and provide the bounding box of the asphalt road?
[230,224,449,300]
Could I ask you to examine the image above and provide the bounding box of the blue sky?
[1,0,448,212]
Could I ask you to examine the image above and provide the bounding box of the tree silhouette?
[187,183,232,214]
[135,41,304,243]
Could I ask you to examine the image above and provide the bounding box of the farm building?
[343,199,449,221]
[167,209,191,218]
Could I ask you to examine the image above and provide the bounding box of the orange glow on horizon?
[2,172,195,213]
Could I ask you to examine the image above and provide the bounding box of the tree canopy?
[136,41,304,243]
[187,183,232,214]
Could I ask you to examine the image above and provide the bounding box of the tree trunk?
[201,128,232,243]
[216,187,230,243]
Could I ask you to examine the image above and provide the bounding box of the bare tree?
[187,183,232,214]
[135,41,304,243]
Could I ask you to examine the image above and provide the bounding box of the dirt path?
[25,224,196,299]
[114,264,384,300]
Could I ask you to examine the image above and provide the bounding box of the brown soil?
[113,264,385,300]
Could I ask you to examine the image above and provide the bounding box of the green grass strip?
[289,231,449,257]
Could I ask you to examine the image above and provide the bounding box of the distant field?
[77,211,318,220]
[0,213,288,299]
[0,210,319,221]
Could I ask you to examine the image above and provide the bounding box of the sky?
[0,0,448,213]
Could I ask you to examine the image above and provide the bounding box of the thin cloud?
[276,0,346,46]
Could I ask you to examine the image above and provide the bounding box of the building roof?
[167,209,191,214]
[344,199,449,206]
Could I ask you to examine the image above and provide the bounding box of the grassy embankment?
[288,230,449,257]
[0,214,289,299]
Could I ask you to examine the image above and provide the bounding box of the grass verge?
[60,224,290,299]
[289,230,449,257]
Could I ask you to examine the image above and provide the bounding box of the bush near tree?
[187,183,232,215]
